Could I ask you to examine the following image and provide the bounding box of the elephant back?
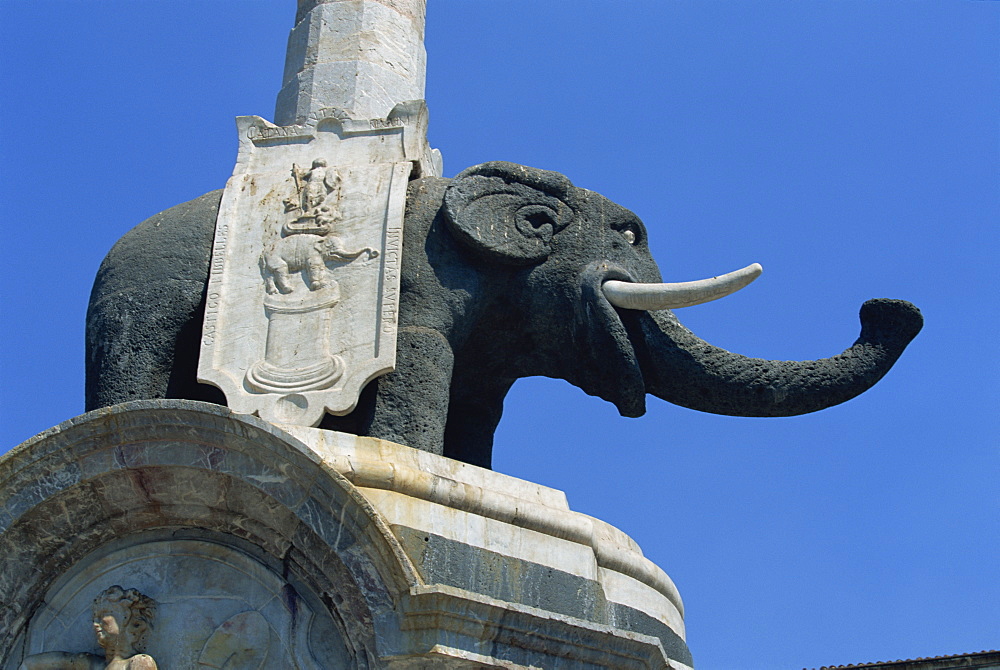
[94,190,222,295]
[270,233,324,269]
[86,190,225,411]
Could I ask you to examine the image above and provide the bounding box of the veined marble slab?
[197,102,440,426]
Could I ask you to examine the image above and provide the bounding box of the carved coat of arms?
[198,102,440,425]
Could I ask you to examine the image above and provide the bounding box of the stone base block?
[0,400,692,669]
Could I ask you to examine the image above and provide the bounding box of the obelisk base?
[1,401,692,669]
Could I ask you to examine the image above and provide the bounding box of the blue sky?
[2,2,997,668]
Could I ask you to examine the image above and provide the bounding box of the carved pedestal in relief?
[198,101,441,426]
[1,401,693,670]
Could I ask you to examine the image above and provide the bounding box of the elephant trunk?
[630,298,923,417]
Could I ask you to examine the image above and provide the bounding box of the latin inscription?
[381,227,402,333]
[202,223,228,346]
[311,107,350,122]
[246,124,312,142]
[370,117,404,129]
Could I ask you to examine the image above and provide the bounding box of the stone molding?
[388,585,681,669]
[283,424,685,618]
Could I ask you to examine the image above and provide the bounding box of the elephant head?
[356,162,922,466]
[85,161,922,469]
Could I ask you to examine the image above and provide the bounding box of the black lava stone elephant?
[86,162,922,468]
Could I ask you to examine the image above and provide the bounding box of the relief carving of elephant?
[262,232,378,294]
[86,162,922,468]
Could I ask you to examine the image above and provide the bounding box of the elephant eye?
[622,229,636,245]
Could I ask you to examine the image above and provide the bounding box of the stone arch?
[0,400,419,668]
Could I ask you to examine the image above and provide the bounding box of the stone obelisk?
[197,0,441,427]
[276,0,429,124]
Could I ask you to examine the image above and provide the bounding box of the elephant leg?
[442,373,515,469]
[264,274,279,295]
[306,256,330,290]
[363,326,454,455]
[267,258,295,294]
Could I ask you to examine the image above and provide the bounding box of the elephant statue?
[262,232,378,295]
[86,162,922,469]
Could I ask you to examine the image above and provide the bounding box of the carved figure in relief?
[264,159,378,294]
[19,586,157,670]
[262,232,378,294]
[284,158,339,216]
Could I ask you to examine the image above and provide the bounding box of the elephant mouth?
[580,261,638,322]
[577,262,648,417]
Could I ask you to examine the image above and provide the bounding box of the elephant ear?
[442,162,576,265]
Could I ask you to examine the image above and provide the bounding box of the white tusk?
[602,263,763,310]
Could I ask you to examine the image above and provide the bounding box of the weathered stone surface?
[288,423,686,634]
[2,401,693,669]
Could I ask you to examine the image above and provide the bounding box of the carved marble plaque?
[198,102,440,425]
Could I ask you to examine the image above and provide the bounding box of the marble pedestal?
[1,401,692,669]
